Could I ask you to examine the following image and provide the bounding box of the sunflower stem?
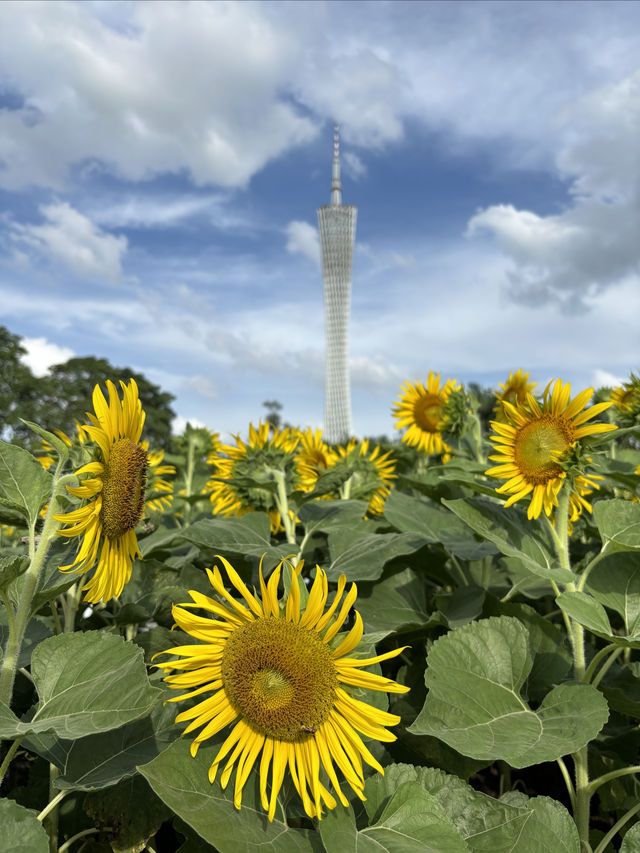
[592,800,640,853]
[43,763,61,852]
[270,469,296,545]
[0,474,72,707]
[551,483,592,851]
[583,643,620,684]
[0,735,23,788]
[182,432,197,526]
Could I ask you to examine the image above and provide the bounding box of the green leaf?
[0,440,52,526]
[443,497,573,583]
[179,514,292,567]
[54,699,180,790]
[0,631,161,740]
[0,612,51,669]
[434,585,485,629]
[0,554,29,590]
[556,591,614,640]
[20,420,70,467]
[83,775,171,853]
[319,784,470,853]
[601,662,640,718]
[409,616,609,766]
[363,763,576,852]
[499,792,580,853]
[327,530,429,582]
[0,798,49,853]
[385,491,497,560]
[297,499,369,533]
[621,820,640,852]
[587,552,640,636]
[593,499,640,550]
[355,566,430,635]
[138,524,182,558]
[138,737,321,852]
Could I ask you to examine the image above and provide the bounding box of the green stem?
[58,829,100,853]
[586,764,640,797]
[62,582,81,633]
[583,643,619,684]
[551,484,591,851]
[577,545,610,592]
[0,471,75,706]
[43,764,61,852]
[450,554,469,587]
[340,475,353,501]
[270,469,296,545]
[592,800,640,853]
[37,788,68,823]
[0,735,23,787]
[591,647,623,689]
[556,757,576,810]
[49,600,63,635]
[471,412,484,464]
[182,435,196,526]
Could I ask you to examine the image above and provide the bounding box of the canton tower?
[317,123,357,443]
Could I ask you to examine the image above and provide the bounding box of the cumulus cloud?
[20,337,75,376]
[593,369,626,389]
[186,375,218,399]
[342,152,367,181]
[172,414,206,435]
[285,220,320,265]
[11,202,127,282]
[467,68,640,310]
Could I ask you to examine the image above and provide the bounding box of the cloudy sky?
[1,0,638,438]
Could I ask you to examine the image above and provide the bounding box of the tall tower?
[317,123,357,443]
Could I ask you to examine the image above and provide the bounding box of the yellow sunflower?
[611,374,640,416]
[392,372,461,455]
[54,379,147,603]
[335,439,397,515]
[143,442,176,513]
[295,428,338,493]
[485,379,616,520]
[494,369,537,421]
[155,556,408,821]
[207,423,300,534]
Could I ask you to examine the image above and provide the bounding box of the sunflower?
[143,442,176,513]
[207,423,300,534]
[610,373,640,421]
[36,423,88,470]
[335,439,396,515]
[295,428,338,493]
[494,369,537,421]
[485,379,616,520]
[392,372,461,455]
[54,379,147,603]
[155,556,408,821]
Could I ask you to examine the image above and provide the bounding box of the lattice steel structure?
[318,123,357,443]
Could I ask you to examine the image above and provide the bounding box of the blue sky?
[0,0,638,439]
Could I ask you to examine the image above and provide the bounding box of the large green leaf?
[0,440,52,526]
[593,499,640,550]
[384,491,497,560]
[587,552,640,636]
[327,529,429,582]
[557,588,640,648]
[319,784,470,853]
[0,613,51,669]
[363,764,579,852]
[138,737,321,852]
[443,497,573,583]
[178,514,292,567]
[297,499,369,533]
[621,819,640,852]
[356,567,431,635]
[54,699,180,790]
[409,616,608,766]
[0,798,49,853]
[0,631,161,739]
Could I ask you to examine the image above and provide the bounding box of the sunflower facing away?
[494,369,537,421]
[393,372,461,455]
[143,442,176,514]
[54,379,147,603]
[335,439,397,515]
[295,428,338,494]
[207,422,300,534]
[156,556,408,821]
[485,379,616,520]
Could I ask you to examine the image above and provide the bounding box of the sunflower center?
[100,439,148,539]
[413,394,443,433]
[514,416,574,484]
[221,617,338,741]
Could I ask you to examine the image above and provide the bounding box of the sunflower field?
[1,370,640,853]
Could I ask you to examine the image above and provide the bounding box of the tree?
[0,326,44,443]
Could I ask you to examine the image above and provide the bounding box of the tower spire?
[330,122,342,205]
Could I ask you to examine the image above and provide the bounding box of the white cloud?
[186,375,218,399]
[11,202,127,282]
[342,151,367,181]
[20,337,75,376]
[172,414,206,435]
[285,220,320,265]
[593,369,625,389]
[467,67,640,310]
